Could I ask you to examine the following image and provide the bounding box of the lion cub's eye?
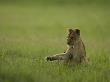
[70,37,74,39]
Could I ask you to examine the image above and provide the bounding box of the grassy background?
[0,1,110,82]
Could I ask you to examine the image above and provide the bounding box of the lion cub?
[46,28,86,65]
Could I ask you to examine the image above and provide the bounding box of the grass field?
[0,2,110,82]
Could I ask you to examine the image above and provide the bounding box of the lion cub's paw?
[45,56,53,61]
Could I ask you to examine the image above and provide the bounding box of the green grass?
[0,3,110,82]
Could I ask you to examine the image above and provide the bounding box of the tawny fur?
[46,28,86,65]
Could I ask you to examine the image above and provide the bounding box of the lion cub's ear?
[75,29,80,36]
[68,29,73,33]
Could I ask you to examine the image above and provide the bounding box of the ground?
[0,2,110,82]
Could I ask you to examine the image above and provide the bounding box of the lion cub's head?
[67,28,80,46]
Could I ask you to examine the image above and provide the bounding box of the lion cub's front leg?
[46,53,68,61]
